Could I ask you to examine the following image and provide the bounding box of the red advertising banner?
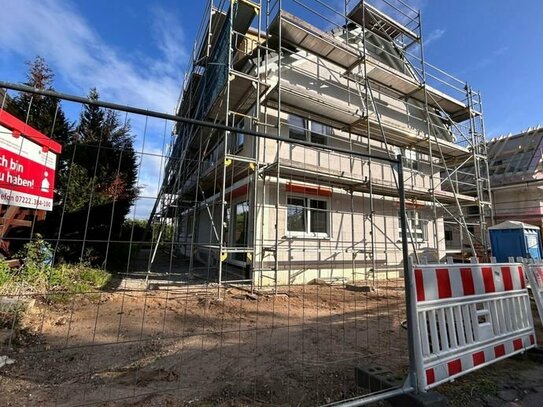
[0,109,61,211]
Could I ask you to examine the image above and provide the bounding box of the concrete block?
[346,284,375,292]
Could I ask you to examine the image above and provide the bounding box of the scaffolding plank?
[206,73,268,120]
[232,0,258,39]
[269,10,472,123]
[361,120,469,158]
[196,9,228,64]
[269,10,360,70]
[270,82,361,125]
[263,159,476,204]
[363,57,474,122]
[271,81,469,159]
[348,1,420,41]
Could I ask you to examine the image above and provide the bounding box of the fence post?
[397,155,418,391]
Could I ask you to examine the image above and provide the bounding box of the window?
[310,121,331,145]
[399,210,427,242]
[287,196,329,237]
[288,115,306,141]
[229,120,245,153]
[444,228,453,242]
[467,206,479,215]
[404,149,419,171]
[287,114,330,145]
[394,147,420,171]
[232,201,249,261]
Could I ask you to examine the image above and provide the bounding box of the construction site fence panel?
[0,83,415,407]
[523,261,543,329]
[410,262,537,391]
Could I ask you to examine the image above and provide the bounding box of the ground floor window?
[232,201,249,262]
[287,196,329,237]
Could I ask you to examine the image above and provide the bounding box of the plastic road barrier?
[526,263,543,327]
[410,263,536,391]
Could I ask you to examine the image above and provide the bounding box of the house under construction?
[150,0,491,286]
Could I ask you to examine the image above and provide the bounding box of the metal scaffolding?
[150,0,491,289]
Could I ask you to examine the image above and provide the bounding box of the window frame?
[394,146,420,171]
[230,200,250,263]
[229,119,245,154]
[286,195,331,239]
[287,114,330,146]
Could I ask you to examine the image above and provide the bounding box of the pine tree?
[60,88,139,260]
[6,56,72,147]
[74,88,138,213]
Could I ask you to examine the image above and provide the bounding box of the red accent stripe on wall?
[0,108,62,154]
[436,268,452,299]
[460,268,475,296]
[286,182,332,197]
[229,184,249,200]
[415,269,425,302]
[482,267,495,293]
[501,267,513,291]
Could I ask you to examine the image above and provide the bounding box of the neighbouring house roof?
[487,127,543,186]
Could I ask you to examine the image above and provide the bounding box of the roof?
[489,220,540,230]
[0,108,62,154]
[487,127,543,185]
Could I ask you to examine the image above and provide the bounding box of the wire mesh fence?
[0,84,415,406]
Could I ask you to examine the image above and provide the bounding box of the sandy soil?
[3,278,543,407]
[0,279,409,406]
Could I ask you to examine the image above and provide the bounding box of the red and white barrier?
[526,263,543,328]
[410,263,537,391]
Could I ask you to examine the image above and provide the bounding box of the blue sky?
[0,0,541,216]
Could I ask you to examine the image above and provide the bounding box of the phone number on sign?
[0,192,52,209]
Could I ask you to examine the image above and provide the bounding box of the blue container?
[489,221,542,262]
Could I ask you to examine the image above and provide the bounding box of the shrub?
[0,239,111,301]
[0,259,14,292]
[15,237,53,289]
[49,264,111,293]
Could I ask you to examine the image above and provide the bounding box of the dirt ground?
[0,279,408,406]
[1,278,543,407]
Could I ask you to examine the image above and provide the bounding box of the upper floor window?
[229,120,245,154]
[287,114,330,145]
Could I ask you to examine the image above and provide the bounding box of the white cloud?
[0,0,186,113]
[0,0,186,220]
[425,28,445,47]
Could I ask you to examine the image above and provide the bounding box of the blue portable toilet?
[489,221,543,262]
